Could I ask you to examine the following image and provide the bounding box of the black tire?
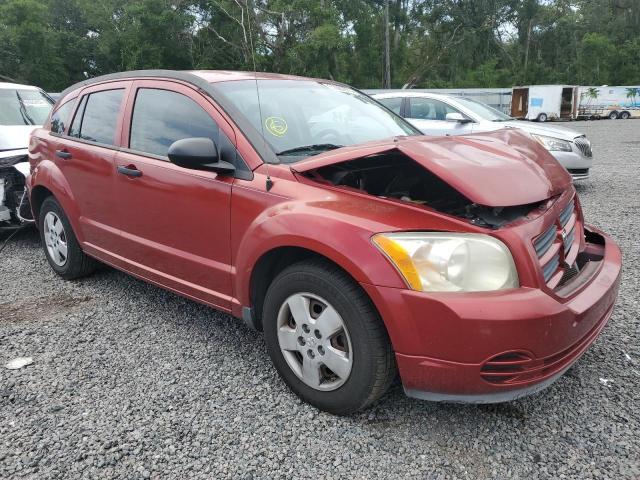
[38,196,96,280]
[608,111,618,120]
[536,113,548,122]
[620,111,630,120]
[263,259,396,415]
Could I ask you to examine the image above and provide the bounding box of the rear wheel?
[608,111,619,120]
[39,196,96,279]
[263,259,396,414]
[620,111,631,120]
[536,113,548,122]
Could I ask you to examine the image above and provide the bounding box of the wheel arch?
[246,246,369,331]
[30,185,55,224]
[29,160,84,241]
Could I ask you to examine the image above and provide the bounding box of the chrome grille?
[559,200,574,227]
[542,254,560,282]
[574,136,592,157]
[534,224,556,257]
[559,199,576,254]
[533,198,579,286]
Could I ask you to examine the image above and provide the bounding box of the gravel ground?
[1,120,639,480]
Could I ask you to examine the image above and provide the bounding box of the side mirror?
[445,112,472,123]
[168,137,235,174]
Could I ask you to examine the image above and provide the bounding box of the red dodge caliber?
[27,71,621,414]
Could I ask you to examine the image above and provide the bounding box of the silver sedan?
[373,92,593,181]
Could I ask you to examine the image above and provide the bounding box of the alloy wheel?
[43,211,68,266]
[276,292,353,391]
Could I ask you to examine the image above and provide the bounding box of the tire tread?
[39,196,96,280]
[264,258,396,414]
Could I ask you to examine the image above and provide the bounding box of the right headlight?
[372,232,519,292]
[531,134,573,152]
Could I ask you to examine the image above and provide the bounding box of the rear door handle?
[117,165,142,178]
[55,149,72,159]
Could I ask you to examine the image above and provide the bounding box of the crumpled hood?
[292,129,571,207]
[0,125,36,151]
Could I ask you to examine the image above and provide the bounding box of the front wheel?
[263,259,396,414]
[608,111,619,120]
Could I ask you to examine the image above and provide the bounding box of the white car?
[373,92,593,181]
[0,82,53,228]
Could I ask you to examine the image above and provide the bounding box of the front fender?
[232,200,409,309]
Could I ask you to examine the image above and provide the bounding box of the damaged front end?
[300,151,546,229]
[293,130,572,229]
[0,153,33,229]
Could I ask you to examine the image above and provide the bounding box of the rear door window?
[377,97,403,115]
[129,88,219,157]
[69,89,124,145]
[409,98,461,120]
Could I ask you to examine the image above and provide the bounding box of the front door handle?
[55,149,72,159]
[117,165,142,178]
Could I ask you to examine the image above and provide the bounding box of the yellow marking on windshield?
[265,116,288,137]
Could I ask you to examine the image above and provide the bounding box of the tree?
[383,0,390,88]
[1,0,640,91]
[577,33,616,85]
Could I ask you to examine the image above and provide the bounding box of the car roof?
[0,82,40,90]
[188,70,319,83]
[372,91,450,99]
[59,70,335,100]
[56,69,336,166]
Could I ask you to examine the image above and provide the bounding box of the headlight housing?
[372,232,519,292]
[531,134,573,152]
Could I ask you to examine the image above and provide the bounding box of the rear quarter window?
[50,100,75,134]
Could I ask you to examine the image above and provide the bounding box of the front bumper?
[362,226,621,403]
[567,168,590,181]
[551,149,592,182]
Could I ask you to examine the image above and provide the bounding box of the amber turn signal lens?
[371,234,423,290]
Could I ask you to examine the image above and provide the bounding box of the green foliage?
[0,0,638,91]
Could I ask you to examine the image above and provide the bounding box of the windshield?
[0,88,53,126]
[214,80,419,162]
[454,96,512,122]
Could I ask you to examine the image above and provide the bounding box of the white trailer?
[577,86,640,120]
[511,85,578,122]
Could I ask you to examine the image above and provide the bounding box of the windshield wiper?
[277,144,344,156]
[15,91,35,125]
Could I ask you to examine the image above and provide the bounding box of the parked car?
[28,71,621,414]
[0,82,53,228]
[373,92,593,181]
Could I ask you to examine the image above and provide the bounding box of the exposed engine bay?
[0,155,33,228]
[302,151,545,228]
